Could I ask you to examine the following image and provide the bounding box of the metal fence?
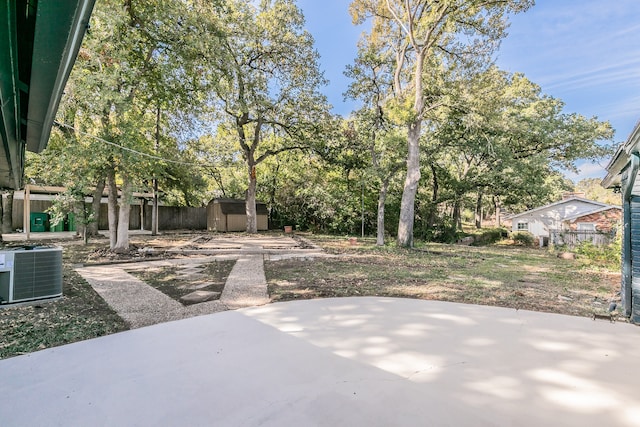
[550,230,615,248]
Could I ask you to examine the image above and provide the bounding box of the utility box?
[0,246,63,304]
[30,212,49,232]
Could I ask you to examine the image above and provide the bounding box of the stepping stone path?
[76,257,228,329]
[180,290,220,304]
[75,235,329,329]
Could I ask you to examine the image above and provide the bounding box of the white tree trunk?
[114,175,132,252]
[494,196,502,227]
[376,179,390,246]
[246,164,258,233]
[107,170,118,249]
[2,191,13,234]
[151,177,158,236]
[475,189,483,229]
[397,121,421,247]
[87,177,105,237]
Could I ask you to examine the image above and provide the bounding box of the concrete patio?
[1,297,638,426]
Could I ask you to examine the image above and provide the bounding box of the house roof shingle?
[211,198,268,216]
[508,197,620,221]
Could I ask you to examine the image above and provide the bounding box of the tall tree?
[205,0,329,233]
[36,0,219,250]
[426,67,614,227]
[350,0,533,247]
[574,178,620,206]
[346,42,405,245]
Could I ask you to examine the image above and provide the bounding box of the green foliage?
[194,0,331,232]
[45,185,96,243]
[574,238,621,270]
[575,178,621,206]
[25,0,618,250]
[472,228,508,246]
[415,215,461,244]
[511,231,535,246]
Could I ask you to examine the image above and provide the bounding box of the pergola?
[0,0,96,190]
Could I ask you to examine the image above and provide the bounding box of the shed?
[603,120,640,323]
[206,198,268,232]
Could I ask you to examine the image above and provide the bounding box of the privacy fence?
[9,199,206,231]
[550,230,616,248]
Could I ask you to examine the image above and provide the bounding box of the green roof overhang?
[0,0,95,190]
[602,121,640,189]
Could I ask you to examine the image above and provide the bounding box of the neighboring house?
[206,198,268,232]
[509,196,621,245]
[603,120,640,323]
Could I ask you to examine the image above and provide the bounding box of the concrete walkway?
[76,257,231,328]
[75,235,327,328]
[1,297,639,426]
[220,254,269,309]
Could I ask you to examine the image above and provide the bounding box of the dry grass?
[266,235,621,318]
[0,232,623,360]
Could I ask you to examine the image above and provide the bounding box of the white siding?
[512,219,547,237]
[511,200,607,238]
[632,169,640,195]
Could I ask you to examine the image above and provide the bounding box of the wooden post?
[623,154,639,318]
[151,179,158,235]
[140,198,145,231]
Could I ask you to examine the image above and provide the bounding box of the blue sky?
[297,0,640,181]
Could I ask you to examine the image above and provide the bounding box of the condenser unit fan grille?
[12,249,63,301]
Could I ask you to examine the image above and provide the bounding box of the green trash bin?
[51,219,64,232]
[30,212,48,232]
[67,213,76,232]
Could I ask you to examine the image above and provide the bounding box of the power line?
[53,121,209,167]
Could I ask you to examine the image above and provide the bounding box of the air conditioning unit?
[0,246,62,304]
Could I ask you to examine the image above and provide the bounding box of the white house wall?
[511,200,605,238]
[512,219,548,237]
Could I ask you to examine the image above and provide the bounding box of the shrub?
[511,231,535,246]
[432,221,464,244]
[472,228,508,246]
[574,239,621,270]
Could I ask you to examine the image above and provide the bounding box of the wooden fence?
[550,230,615,248]
[10,199,206,231]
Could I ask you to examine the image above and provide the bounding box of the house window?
[517,222,528,231]
[577,222,596,231]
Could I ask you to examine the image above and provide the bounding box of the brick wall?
[567,208,622,232]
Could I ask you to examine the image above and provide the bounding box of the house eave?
[603,119,640,189]
[508,197,613,220]
[0,0,96,190]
